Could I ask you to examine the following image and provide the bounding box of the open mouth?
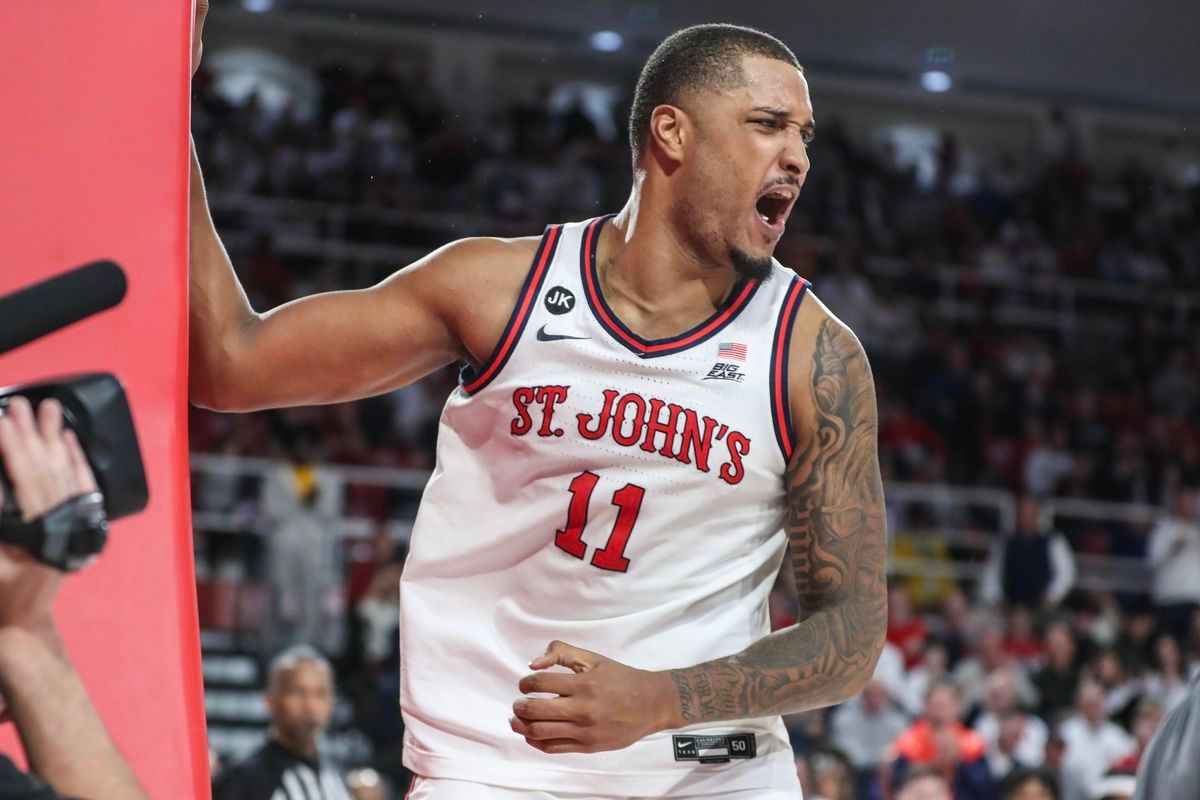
[754,187,795,231]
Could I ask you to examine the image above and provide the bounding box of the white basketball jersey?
[399,216,810,796]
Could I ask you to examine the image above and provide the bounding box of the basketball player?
[189,7,886,798]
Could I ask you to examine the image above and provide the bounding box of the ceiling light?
[921,70,952,93]
[590,31,623,52]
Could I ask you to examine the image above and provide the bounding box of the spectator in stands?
[895,766,955,800]
[351,554,406,786]
[830,678,909,791]
[888,680,993,800]
[1022,423,1075,497]
[1034,620,1081,719]
[1001,768,1059,800]
[1147,487,1200,639]
[1110,698,1164,774]
[933,590,980,668]
[979,495,1076,610]
[974,668,1048,772]
[1058,679,1135,800]
[879,399,947,483]
[889,583,932,669]
[956,624,1040,714]
[796,746,856,800]
[1142,634,1190,712]
[1002,606,1047,668]
[213,645,352,800]
[0,396,147,800]
[986,710,1041,782]
[904,640,952,716]
[265,472,345,655]
[1090,648,1141,718]
[875,639,914,710]
[1113,599,1155,677]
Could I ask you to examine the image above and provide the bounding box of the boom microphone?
[0,260,127,356]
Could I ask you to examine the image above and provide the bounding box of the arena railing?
[208,192,1200,336]
[189,453,1160,597]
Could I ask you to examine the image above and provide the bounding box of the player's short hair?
[267,644,332,689]
[628,23,802,161]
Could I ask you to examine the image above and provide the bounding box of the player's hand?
[192,0,209,76]
[510,640,678,754]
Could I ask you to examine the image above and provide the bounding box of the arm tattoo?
[670,319,887,723]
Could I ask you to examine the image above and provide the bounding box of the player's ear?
[648,104,688,166]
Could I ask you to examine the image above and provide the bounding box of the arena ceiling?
[225,0,1200,115]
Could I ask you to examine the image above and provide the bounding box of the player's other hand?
[510,640,679,754]
[192,0,209,76]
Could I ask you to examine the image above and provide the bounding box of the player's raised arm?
[187,139,535,412]
[666,304,887,721]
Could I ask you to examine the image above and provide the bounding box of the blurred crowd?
[189,56,1200,799]
[781,579,1190,800]
[190,57,1200,511]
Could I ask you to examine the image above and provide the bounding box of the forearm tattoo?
[670,320,887,723]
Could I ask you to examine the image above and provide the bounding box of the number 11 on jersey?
[554,471,646,572]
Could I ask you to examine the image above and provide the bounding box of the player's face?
[267,660,335,744]
[679,56,813,279]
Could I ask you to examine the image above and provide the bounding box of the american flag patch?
[717,342,747,361]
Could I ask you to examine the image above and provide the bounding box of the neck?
[271,728,317,760]
[599,189,745,339]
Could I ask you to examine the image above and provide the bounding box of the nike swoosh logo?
[536,324,590,342]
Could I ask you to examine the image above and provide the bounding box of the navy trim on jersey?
[770,276,809,461]
[578,215,763,359]
[459,224,563,395]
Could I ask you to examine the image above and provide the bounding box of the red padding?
[0,3,208,798]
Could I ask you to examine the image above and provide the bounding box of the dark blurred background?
[190,2,1200,798]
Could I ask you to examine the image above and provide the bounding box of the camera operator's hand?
[0,397,145,799]
[0,396,97,634]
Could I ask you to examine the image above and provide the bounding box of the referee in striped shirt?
[213,646,353,800]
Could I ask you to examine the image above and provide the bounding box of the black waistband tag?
[672,733,757,764]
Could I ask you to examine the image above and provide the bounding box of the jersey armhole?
[459,224,563,395]
[769,276,809,462]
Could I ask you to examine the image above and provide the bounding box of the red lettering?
[555,471,599,559]
[577,389,619,440]
[590,483,645,572]
[676,409,718,472]
[535,385,569,437]
[510,387,536,436]
[640,399,682,458]
[719,431,751,485]
[612,393,647,447]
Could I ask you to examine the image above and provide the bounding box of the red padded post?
[0,3,208,798]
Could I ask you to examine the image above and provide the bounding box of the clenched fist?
[510,640,683,754]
